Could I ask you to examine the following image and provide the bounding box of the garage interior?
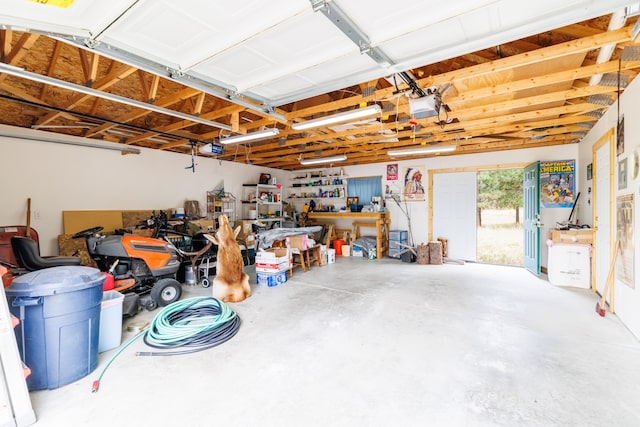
[2,1,640,426]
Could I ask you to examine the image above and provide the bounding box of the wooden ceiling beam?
[239,109,597,164]
[449,59,640,104]
[284,26,633,123]
[447,85,619,117]
[3,32,39,65]
[0,30,12,61]
[0,32,39,84]
[35,64,138,126]
[84,87,201,137]
[130,104,243,146]
[39,41,62,100]
[149,74,160,103]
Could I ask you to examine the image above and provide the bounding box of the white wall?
[578,75,640,339]
[0,125,287,256]
[340,144,578,265]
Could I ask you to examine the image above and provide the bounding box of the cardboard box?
[238,233,256,248]
[255,248,290,265]
[352,246,364,257]
[287,235,308,250]
[237,220,255,239]
[255,259,290,273]
[547,243,591,289]
[256,271,288,287]
[191,219,216,232]
[318,245,328,265]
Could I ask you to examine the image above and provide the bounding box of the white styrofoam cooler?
[547,242,591,289]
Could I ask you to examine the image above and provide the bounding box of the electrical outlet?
[33,211,41,220]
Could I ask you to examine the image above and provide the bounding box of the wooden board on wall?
[121,210,154,228]
[63,210,123,234]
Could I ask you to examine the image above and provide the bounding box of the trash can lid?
[7,266,105,297]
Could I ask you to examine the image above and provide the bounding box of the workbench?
[307,211,390,259]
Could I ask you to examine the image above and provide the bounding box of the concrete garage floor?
[28,257,640,427]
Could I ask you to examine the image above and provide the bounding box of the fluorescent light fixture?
[0,125,141,154]
[300,155,347,165]
[388,146,456,156]
[292,105,381,130]
[0,63,232,131]
[219,128,279,145]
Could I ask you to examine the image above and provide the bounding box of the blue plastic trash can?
[6,266,105,390]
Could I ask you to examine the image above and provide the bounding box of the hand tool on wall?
[25,198,31,237]
[596,240,620,317]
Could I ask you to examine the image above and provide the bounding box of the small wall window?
[347,176,382,206]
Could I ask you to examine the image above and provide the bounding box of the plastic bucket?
[101,272,115,291]
[6,266,105,390]
[98,290,124,353]
[333,239,345,255]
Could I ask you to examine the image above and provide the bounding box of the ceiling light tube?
[300,155,347,165]
[219,128,279,145]
[388,146,456,156]
[0,125,141,154]
[292,105,381,130]
[0,63,232,131]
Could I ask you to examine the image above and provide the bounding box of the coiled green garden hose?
[140,296,241,356]
[92,296,240,392]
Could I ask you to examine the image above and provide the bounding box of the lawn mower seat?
[10,236,82,271]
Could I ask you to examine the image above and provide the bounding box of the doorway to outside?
[476,168,524,266]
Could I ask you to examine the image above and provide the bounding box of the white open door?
[593,132,614,297]
[432,172,477,261]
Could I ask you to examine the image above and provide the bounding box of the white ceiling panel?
[248,53,381,103]
[0,0,138,37]
[334,0,498,46]
[191,10,356,93]
[373,0,635,74]
[98,0,310,71]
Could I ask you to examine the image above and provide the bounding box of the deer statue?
[203,214,251,303]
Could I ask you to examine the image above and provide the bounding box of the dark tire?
[201,277,211,288]
[144,299,158,311]
[150,278,182,306]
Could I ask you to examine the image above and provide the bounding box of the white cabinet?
[242,183,283,227]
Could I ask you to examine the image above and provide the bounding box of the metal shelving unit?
[288,169,348,208]
[241,184,283,228]
[206,191,236,224]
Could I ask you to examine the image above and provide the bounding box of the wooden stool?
[289,245,322,275]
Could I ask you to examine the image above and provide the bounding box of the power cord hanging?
[185,139,198,172]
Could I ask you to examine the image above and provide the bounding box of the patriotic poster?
[540,160,575,207]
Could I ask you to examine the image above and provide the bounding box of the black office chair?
[10,236,82,271]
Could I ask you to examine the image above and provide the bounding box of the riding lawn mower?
[72,226,183,312]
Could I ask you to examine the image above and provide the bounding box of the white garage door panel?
[433,172,477,261]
